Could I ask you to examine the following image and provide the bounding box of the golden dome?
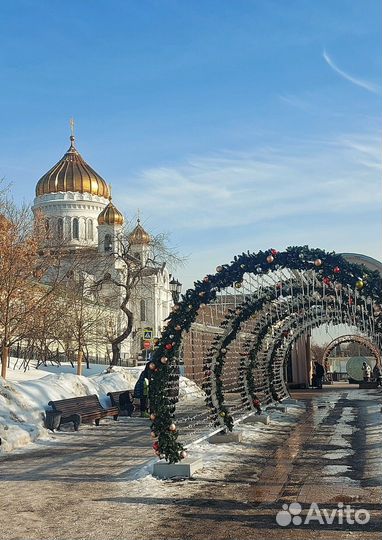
[128,219,150,245]
[35,135,110,198]
[97,198,124,226]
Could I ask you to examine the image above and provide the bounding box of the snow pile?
[179,376,205,401]
[0,367,141,454]
[0,365,204,454]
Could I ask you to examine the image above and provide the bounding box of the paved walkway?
[0,385,381,540]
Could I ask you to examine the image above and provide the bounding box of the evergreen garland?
[149,246,382,463]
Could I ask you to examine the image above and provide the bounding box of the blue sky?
[0,0,380,289]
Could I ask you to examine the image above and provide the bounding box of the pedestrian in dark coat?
[134,363,151,417]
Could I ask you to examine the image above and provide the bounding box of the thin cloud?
[323,50,379,93]
[117,133,380,233]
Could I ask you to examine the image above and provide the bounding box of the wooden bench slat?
[48,394,119,429]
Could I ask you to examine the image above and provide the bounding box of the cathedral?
[31,130,175,363]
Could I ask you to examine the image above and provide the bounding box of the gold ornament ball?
[172,304,180,312]
[220,411,226,417]
[216,266,223,272]
[180,450,188,459]
[169,423,177,431]
[356,280,364,289]
[160,356,168,364]
[266,255,274,264]
[234,282,242,289]
[203,276,209,283]
[199,291,205,297]
[148,362,156,370]
[175,325,182,331]
[150,413,156,421]
[314,259,322,267]
[150,431,157,438]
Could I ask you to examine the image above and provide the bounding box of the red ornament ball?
[153,441,159,451]
[271,249,279,256]
[165,343,173,350]
[323,277,331,285]
[333,266,340,274]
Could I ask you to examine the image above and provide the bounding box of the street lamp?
[169,277,182,304]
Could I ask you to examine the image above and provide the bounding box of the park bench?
[107,390,135,417]
[47,394,119,430]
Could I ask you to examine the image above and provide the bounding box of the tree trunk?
[110,305,134,366]
[77,349,83,376]
[1,345,9,379]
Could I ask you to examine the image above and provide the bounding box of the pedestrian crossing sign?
[142,327,153,340]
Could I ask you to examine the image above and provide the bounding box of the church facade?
[31,132,174,363]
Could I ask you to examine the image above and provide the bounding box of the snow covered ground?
[0,361,205,454]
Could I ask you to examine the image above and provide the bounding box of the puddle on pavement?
[323,465,351,475]
[321,476,360,486]
[323,449,355,460]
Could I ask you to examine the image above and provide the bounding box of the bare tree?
[97,227,183,365]
[54,269,118,374]
[0,198,71,379]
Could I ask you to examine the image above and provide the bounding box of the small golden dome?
[35,135,110,198]
[128,219,150,245]
[98,198,124,226]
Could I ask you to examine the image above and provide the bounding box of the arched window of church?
[73,218,79,240]
[57,218,64,240]
[140,299,146,322]
[87,219,94,240]
[104,234,112,252]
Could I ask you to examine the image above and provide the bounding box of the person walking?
[133,363,151,417]
[314,361,325,389]
[372,363,382,387]
[362,361,372,383]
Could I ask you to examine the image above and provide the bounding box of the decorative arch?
[148,246,382,462]
[322,334,381,367]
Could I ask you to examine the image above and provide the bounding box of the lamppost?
[169,277,182,304]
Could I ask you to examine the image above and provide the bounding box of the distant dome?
[35,135,110,198]
[97,198,124,226]
[128,219,150,245]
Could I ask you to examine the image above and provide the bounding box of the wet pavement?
[0,384,381,539]
[167,386,382,540]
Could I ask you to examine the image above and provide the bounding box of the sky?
[0,0,380,290]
